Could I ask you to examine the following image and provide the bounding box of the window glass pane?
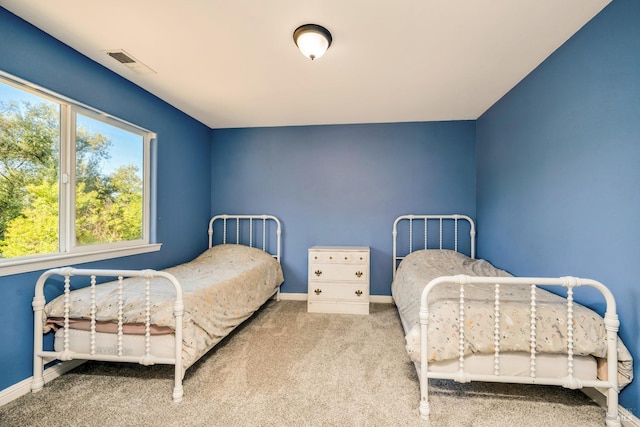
[0,72,153,271]
[0,81,60,258]
[75,113,144,246]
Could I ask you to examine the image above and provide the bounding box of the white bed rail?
[392,214,475,278]
[419,275,621,427]
[32,268,185,402]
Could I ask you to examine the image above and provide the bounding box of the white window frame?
[0,71,160,277]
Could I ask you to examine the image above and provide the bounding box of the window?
[0,71,159,276]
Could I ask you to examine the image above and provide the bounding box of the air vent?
[104,49,156,75]
[107,51,135,64]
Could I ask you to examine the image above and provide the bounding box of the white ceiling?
[1,0,610,129]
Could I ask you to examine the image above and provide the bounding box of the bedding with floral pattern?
[43,244,284,369]
[391,249,633,387]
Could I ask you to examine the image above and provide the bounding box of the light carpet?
[0,301,606,426]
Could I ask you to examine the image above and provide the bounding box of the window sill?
[0,243,162,277]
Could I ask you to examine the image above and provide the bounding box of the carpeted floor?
[0,301,606,426]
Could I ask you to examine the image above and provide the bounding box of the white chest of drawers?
[307,246,370,315]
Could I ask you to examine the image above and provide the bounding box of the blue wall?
[3,0,639,417]
[0,8,212,391]
[212,122,476,295]
[476,0,639,412]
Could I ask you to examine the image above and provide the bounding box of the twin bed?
[31,212,633,425]
[391,214,633,426]
[31,214,283,403]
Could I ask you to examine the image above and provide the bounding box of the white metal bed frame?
[392,214,622,426]
[32,214,282,403]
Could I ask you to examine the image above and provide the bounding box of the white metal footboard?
[419,275,621,427]
[31,268,185,402]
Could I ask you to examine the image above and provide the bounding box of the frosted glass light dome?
[293,24,332,60]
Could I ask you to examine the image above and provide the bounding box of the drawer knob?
[355,271,363,278]
[314,269,322,277]
[314,288,322,295]
[355,290,363,297]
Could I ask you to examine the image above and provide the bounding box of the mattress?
[391,249,633,387]
[44,244,284,369]
[54,328,176,360]
[428,352,597,379]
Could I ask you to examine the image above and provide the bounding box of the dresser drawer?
[309,264,368,282]
[308,283,369,302]
[309,250,368,264]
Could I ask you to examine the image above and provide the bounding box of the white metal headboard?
[392,214,476,278]
[208,214,282,263]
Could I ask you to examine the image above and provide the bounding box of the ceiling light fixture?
[293,24,332,60]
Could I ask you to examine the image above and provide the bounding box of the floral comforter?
[44,244,284,369]
[391,249,633,387]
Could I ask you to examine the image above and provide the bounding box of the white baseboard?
[582,388,639,427]
[279,293,394,304]
[278,292,307,301]
[370,295,394,303]
[0,360,85,407]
